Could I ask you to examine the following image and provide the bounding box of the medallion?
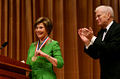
[32,36,49,62]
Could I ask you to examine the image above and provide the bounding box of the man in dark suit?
[78,5,120,79]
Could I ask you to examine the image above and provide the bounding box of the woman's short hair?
[34,17,53,35]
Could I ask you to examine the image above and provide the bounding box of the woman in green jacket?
[26,17,64,79]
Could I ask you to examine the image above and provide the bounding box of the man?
[78,5,120,79]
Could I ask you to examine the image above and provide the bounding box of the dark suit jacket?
[84,21,120,79]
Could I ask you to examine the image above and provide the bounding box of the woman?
[26,17,64,79]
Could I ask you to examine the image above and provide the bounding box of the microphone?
[0,42,8,49]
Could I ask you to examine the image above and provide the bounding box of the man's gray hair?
[95,5,114,18]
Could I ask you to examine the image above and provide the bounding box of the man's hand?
[78,27,94,46]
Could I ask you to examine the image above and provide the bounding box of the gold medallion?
[32,56,37,62]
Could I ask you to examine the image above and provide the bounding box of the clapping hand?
[78,27,94,46]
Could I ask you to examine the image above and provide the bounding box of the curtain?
[0,0,120,79]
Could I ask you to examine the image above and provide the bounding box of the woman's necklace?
[32,36,49,62]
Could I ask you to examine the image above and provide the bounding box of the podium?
[0,55,31,79]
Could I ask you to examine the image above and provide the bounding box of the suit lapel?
[97,29,105,41]
[104,21,117,41]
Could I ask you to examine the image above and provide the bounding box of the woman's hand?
[35,50,47,57]
[35,50,57,67]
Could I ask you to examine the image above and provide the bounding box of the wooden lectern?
[0,55,31,79]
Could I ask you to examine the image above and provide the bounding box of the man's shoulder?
[112,21,120,26]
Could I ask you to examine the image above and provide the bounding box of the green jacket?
[26,39,64,79]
